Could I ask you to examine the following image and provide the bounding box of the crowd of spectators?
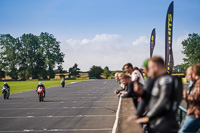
[114,56,200,133]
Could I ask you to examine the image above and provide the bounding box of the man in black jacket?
[136,56,179,133]
[133,59,155,118]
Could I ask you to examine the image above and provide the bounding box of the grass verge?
[0,79,88,94]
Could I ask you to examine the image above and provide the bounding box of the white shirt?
[131,70,145,85]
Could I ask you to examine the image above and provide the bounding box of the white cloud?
[63,34,149,71]
[132,36,148,46]
[92,34,121,42]
[61,34,188,71]
[81,39,90,45]
[66,39,81,47]
[66,34,122,47]
[172,34,188,65]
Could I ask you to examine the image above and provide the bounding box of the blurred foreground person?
[186,66,194,90]
[179,64,200,133]
[136,56,179,133]
[130,59,155,119]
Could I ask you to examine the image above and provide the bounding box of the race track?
[0,79,119,133]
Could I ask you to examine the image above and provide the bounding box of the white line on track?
[0,100,117,104]
[0,115,115,119]
[112,96,122,133]
[0,128,112,132]
[80,97,113,98]
[72,101,116,103]
[0,106,116,110]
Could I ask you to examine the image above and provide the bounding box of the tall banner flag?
[165,1,174,74]
[150,28,156,57]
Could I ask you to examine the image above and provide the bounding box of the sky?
[0,0,200,71]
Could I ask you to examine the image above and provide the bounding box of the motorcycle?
[37,87,44,102]
[61,81,65,88]
[2,86,9,100]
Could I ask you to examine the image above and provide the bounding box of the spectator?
[124,63,144,85]
[131,59,155,118]
[114,73,127,94]
[179,64,200,133]
[186,66,194,89]
[185,66,195,110]
[136,56,179,133]
[128,59,154,133]
[114,72,120,82]
[119,75,138,107]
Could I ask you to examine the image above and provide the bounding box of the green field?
[0,79,88,94]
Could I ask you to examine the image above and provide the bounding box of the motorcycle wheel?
[39,94,42,102]
[3,92,7,100]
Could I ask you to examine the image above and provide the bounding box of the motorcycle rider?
[36,82,46,97]
[61,79,65,86]
[2,82,10,94]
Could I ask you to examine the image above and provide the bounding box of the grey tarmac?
[0,79,119,133]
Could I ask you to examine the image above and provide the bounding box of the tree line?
[67,64,114,79]
[1,32,198,79]
[173,33,200,73]
[0,32,64,80]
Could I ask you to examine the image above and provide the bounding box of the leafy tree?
[0,34,20,79]
[68,63,80,78]
[103,66,111,79]
[0,53,5,78]
[0,32,65,80]
[57,52,65,74]
[20,33,42,79]
[182,33,200,67]
[173,64,185,73]
[0,70,5,79]
[111,70,123,76]
[88,65,103,79]
[39,32,64,78]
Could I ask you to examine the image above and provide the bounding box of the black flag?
[150,28,156,58]
[165,1,174,74]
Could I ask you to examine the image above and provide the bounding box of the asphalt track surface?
[0,79,119,133]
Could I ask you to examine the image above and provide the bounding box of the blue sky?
[0,0,200,71]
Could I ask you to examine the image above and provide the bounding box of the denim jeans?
[179,115,200,133]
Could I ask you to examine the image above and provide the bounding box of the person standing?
[179,64,200,133]
[136,56,179,133]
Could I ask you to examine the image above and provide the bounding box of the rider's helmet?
[4,82,7,85]
[38,82,42,85]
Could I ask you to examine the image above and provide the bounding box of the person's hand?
[134,82,143,95]
[114,90,117,94]
[120,93,125,97]
[127,115,138,122]
[117,93,121,97]
[183,89,187,99]
[136,117,149,124]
